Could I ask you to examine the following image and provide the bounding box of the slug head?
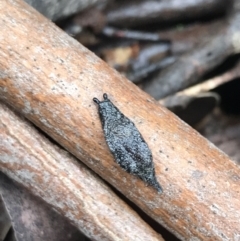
[93,93,120,122]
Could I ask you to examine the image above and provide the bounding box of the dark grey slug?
[93,93,162,193]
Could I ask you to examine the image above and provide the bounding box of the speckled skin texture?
[93,94,162,193]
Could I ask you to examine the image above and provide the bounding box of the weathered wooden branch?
[0,1,240,240]
[0,103,163,241]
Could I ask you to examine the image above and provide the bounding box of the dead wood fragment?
[1,1,240,240]
[142,12,240,99]
[106,0,229,28]
[0,103,163,241]
[129,56,175,83]
[102,27,163,41]
[158,19,227,55]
